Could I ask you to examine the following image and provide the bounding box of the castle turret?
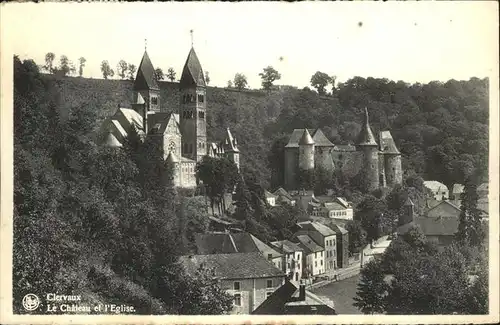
[167,151,181,187]
[298,129,315,171]
[401,197,414,226]
[356,107,379,192]
[179,43,207,163]
[134,50,160,113]
[380,131,403,187]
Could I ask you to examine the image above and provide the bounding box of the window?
[321,260,323,266]
[198,94,204,103]
[267,253,272,261]
[151,97,158,105]
[295,273,299,281]
[233,281,240,290]
[315,261,317,267]
[266,279,273,288]
[315,252,317,258]
[266,292,272,298]
[199,111,205,119]
[287,263,290,269]
[321,251,323,257]
[234,294,241,306]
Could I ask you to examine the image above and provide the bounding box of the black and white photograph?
[1,1,498,323]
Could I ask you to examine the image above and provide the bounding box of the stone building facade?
[284,108,403,192]
[101,45,240,188]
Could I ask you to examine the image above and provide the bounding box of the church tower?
[356,107,379,192]
[179,36,207,163]
[134,48,160,113]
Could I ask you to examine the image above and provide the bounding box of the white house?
[294,234,325,277]
[270,240,304,284]
[424,180,449,200]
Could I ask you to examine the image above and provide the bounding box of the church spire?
[180,42,206,88]
[134,49,158,91]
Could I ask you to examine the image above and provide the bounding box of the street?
[311,274,362,314]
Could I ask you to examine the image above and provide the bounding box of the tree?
[205,71,210,85]
[227,80,233,88]
[345,220,368,255]
[58,55,71,76]
[155,68,164,81]
[166,67,176,82]
[44,52,55,73]
[127,64,137,80]
[353,260,388,314]
[310,71,332,95]
[354,195,388,243]
[117,60,128,79]
[457,173,484,246]
[78,57,86,77]
[234,73,248,91]
[101,60,114,79]
[259,66,281,91]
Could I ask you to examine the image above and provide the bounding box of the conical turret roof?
[356,107,378,146]
[180,47,206,88]
[166,151,179,163]
[299,129,314,145]
[134,51,159,91]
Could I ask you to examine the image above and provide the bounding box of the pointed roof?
[299,129,314,145]
[379,130,400,154]
[166,151,179,163]
[134,51,159,91]
[136,92,145,104]
[311,129,334,147]
[180,47,206,88]
[356,107,378,147]
[223,128,239,152]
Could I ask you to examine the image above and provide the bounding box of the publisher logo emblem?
[22,294,40,311]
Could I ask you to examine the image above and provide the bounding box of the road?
[311,274,362,315]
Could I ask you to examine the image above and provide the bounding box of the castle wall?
[298,145,315,171]
[378,153,387,188]
[284,148,299,190]
[384,154,403,186]
[330,151,363,179]
[363,147,380,192]
[314,146,334,171]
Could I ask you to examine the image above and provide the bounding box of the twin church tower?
[102,38,240,188]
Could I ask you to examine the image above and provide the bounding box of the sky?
[2,1,498,89]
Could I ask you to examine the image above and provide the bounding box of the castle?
[284,108,403,192]
[101,44,240,188]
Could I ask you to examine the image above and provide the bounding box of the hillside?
[45,74,489,190]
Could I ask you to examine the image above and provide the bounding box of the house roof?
[180,47,206,88]
[179,252,285,280]
[148,113,178,135]
[452,184,465,194]
[299,129,315,145]
[265,190,277,199]
[311,129,334,147]
[356,107,378,147]
[273,187,293,201]
[426,200,462,215]
[323,202,346,211]
[379,130,400,154]
[194,232,283,257]
[423,180,448,192]
[286,290,335,310]
[294,235,323,254]
[336,197,350,208]
[134,51,159,91]
[270,240,304,254]
[117,108,143,130]
[332,144,357,152]
[415,216,459,236]
[297,221,336,237]
[477,183,489,192]
[222,128,239,153]
[252,280,298,314]
[330,224,348,235]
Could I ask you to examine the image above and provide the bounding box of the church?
[100,41,240,188]
[284,108,403,192]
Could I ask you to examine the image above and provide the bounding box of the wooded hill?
[48,74,489,191]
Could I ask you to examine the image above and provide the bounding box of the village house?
[179,252,286,314]
[264,190,277,207]
[310,196,353,221]
[270,240,303,283]
[451,183,464,200]
[293,234,325,277]
[194,232,284,270]
[423,180,449,200]
[330,224,349,269]
[273,187,296,206]
[294,221,338,272]
[252,280,336,315]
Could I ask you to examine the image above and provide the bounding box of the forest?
[13,53,489,314]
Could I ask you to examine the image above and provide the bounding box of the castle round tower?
[380,131,403,187]
[298,129,315,171]
[355,107,379,192]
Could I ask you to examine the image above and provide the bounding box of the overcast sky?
[2,1,498,89]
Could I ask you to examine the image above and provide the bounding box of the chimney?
[299,280,306,301]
